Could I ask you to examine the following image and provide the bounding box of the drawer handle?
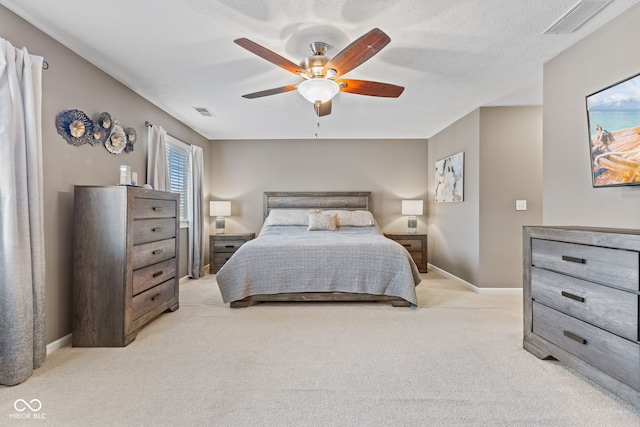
[563,330,587,345]
[152,249,163,255]
[152,227,163,232]
[152,271,163,278]
[402,244,412,247]
[150,292,161,301]
[225,245,235,248]
[152,207,163,211]
[561,291,585,303]
[562,255,586,264]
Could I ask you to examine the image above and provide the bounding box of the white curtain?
[188,145,204,279]
[146,125,168,191]
[0,39,45,385]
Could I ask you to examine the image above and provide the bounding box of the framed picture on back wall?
[586,72,640,188]
[435,152,464,203]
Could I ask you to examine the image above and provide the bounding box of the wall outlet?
[516,200,527,211]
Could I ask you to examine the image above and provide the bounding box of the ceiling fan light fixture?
[297,78,340,104]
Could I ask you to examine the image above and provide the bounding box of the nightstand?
[384,233,428,273]
[210,233,255,273]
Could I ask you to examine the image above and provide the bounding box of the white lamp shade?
[210,201,231,217]
[297,78,340,104]
[402,200,423,216]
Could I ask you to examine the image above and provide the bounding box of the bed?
[215,192,422,307]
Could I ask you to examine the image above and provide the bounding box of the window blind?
[165,135,191,221]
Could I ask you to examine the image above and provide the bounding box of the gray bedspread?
[216,225,422,306]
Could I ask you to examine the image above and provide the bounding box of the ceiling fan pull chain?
[315,102,321,139]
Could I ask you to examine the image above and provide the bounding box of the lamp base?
[407,216,417,233]
[215,217,225,234]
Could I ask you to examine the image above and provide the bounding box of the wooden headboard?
[263,191,371,219]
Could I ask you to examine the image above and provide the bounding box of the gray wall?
[479,107,543,287]
[543,3,640,227]
[1,5,211,345]
[209,139,429,235]
[427,106,543,288]
[427,110,481,285]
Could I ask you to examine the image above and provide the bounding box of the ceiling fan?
[234,28,404,117]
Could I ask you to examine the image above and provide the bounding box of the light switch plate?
[516,200,527,211]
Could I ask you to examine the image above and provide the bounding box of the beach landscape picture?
[587,72,640,187]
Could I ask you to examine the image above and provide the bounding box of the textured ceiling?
[2,0,639,140]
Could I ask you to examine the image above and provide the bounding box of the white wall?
[543,3,640,227]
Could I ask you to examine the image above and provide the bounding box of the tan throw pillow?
[307,213,337,231]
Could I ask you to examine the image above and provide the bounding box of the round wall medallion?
[55,109,93,146]
[94,112,112,130]
[104,124,126,154]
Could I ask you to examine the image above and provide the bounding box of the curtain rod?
[145,121,191,146]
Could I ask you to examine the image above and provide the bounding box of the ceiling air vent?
[193,107,214,117]
[543,0,612,34]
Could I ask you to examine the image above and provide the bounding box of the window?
[165,135,191,225]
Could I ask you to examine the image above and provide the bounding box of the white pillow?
[322,210,375,226]
[308,213,337,231]
[265,209,316,226]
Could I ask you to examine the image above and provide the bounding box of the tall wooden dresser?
[523,226,640,407]
[73,186,180,347]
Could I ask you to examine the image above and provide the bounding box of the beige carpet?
[1,272,639,426]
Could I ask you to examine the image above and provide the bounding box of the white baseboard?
[46,333,71,355]
[428,264,522,294]
[179,275,191,284]
[46,272,201,356]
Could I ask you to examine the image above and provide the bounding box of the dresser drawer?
[132,218,176,245]
[531,238,639,291]
[531,267,638,341]
[132,198,177,219]
[132,238,176,270]
[132,279,175,320]
[409,252,423,265]
[214,253,235,267]
[533,302,640,390]
[214,239,248,253]
[394,238,423,252]
[132,258,176,296]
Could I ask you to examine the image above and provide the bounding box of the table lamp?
[402,200,423,233]
[210,201,231,234]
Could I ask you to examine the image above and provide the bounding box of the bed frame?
[230,191,411,308]
[262,191,371,218]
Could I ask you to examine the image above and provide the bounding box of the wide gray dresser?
[523,226,640,407]
[73,186,180,346]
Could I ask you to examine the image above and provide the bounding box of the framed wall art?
[586,72,640,188]
[435,151,464,203]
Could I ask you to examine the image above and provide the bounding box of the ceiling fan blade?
[323,28,391,78]
[241,84,298,99]
[314,100,332,117]
[234,38,310,77]
[337,79,404,98]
